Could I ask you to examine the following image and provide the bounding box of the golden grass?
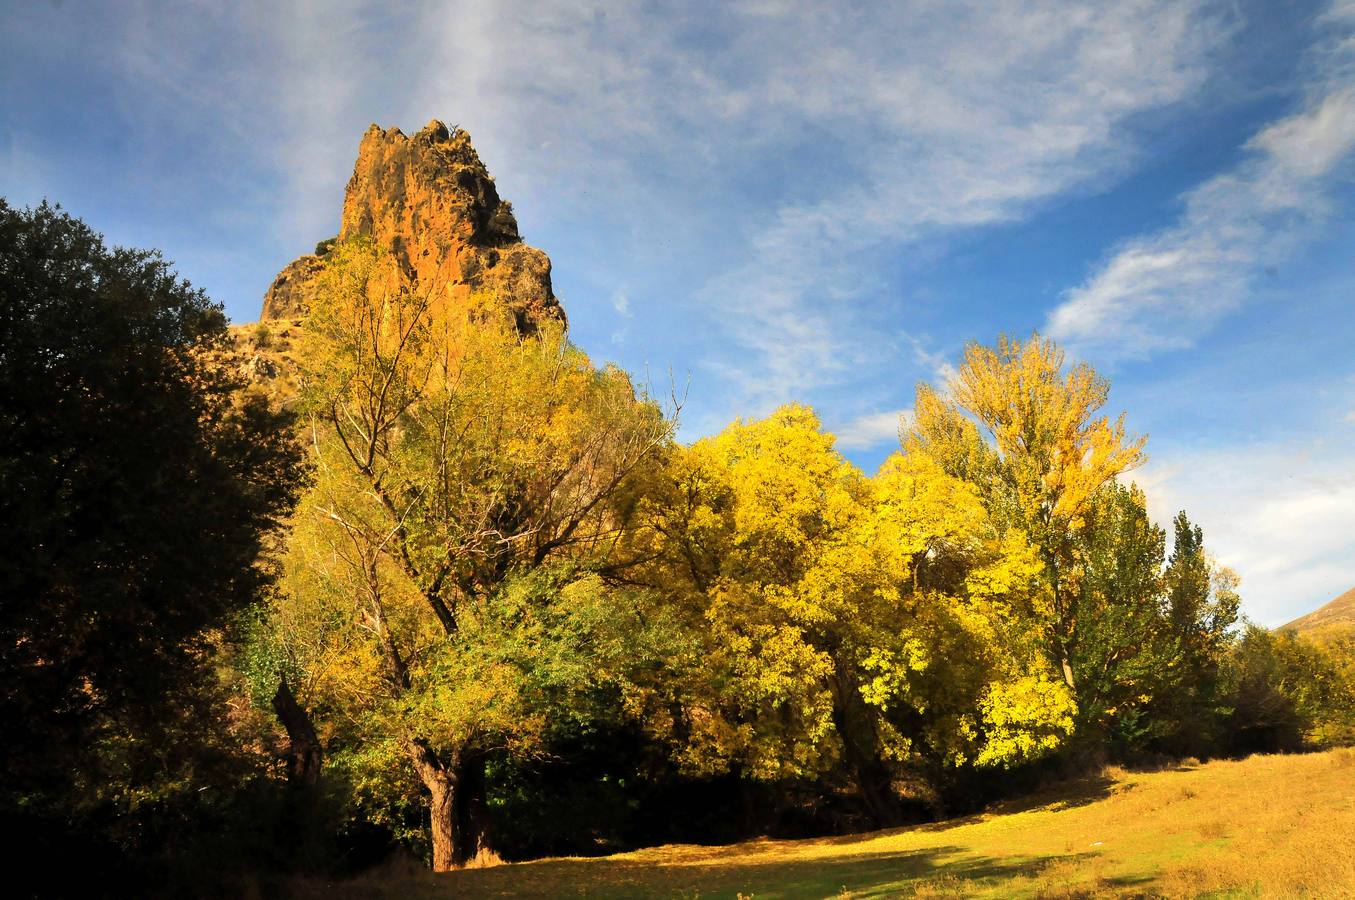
[298,749,1355,898]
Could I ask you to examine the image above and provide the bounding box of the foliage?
[0,200,306,891]
[258,238,675,868]
[630,404,1074,824]
[1222,624,1355,752]
[1065,483,1172,748]
[907,335,1146,695]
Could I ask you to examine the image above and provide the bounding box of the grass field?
[309,748,1355,898]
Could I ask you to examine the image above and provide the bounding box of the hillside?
[1284,585,1355,636]
[297,750,1355,899]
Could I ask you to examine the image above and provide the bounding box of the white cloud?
[833,409,911,451]
[399,0,1227,409]
[1048,4,1355,359]
[1137,437,1355,626]
[29,1,1230,395]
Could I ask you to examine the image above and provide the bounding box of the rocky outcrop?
[260,253,326,320]
[259,120,562,331]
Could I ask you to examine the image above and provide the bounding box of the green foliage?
[1223,625,1355,752]
[1067,484,1169,742]
[0,200,306,891]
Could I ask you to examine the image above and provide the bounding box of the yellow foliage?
[634,402,1074,780]
[907,334,1146,692]
[974,673,1077,766]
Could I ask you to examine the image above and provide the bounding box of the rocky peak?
[260,120,562,330]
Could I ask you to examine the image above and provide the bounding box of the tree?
[633,405,1074,824]
[268,238,673,869]
[1067,483,1174,750]
[1150,512,1240,753]
[1222,625,1355,753]
[0,200,303,872]
[908,335,1146,695]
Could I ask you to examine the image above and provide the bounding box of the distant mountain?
[1283,586,1355,637]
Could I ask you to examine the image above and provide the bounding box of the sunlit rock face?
[260,119,563,332]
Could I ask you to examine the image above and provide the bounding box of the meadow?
[306,749,1355,899]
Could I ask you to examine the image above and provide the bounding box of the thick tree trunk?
[426,772,456,872]
[829,662,903,828]
[408,740,458,871]
[451,753,491,867]
[272,677,322,786]
[408,740,493,871]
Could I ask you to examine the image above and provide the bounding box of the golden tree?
[273,239,672,869]
[634,405,1074,823]
[908,335,1146,691]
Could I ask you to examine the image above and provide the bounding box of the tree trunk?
[426,771,456,872]
[407,740,493,871]
[272,677,322,786]
[828,661,903,828]
[408,740,458,871]
[451,753,491,867]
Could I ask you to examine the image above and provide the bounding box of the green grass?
[302,748,1355,898]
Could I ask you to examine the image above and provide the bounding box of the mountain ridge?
[1283,585,1355,636]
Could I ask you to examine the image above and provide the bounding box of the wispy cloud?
[1048,3,1355,359]
[13,0,1229,392]
[1137,433,1355,626]
[833,409,911,451]
[403,0,1227,410]
[701,1,1225,406]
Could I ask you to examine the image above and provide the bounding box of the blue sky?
[3,0,1353,625]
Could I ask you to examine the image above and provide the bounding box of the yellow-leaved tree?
[260,239,674,870]
[632,405,1074,823]
[907,335,1146,696]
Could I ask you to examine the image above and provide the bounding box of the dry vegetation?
[296,748,1355,899]
[1285,586,1355,636]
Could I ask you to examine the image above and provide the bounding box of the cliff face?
[260,120,562,330]
[260,254,326,320]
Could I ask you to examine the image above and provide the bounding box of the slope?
[296,749,1355,899]
[1285,585,1355,637]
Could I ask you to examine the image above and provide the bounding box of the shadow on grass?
[981,771,1119,817]
[341,844,1096,899]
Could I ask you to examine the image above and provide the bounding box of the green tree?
[1151,512,1240,753]
[0,200,304,877]
[266,239,673,869]
[1222,625,1355,752]
[1067,483,1174,751]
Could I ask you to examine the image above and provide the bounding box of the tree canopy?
[4,204,1352,885]
[0,200,304,887]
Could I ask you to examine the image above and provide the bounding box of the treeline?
[3,203,1353,892]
